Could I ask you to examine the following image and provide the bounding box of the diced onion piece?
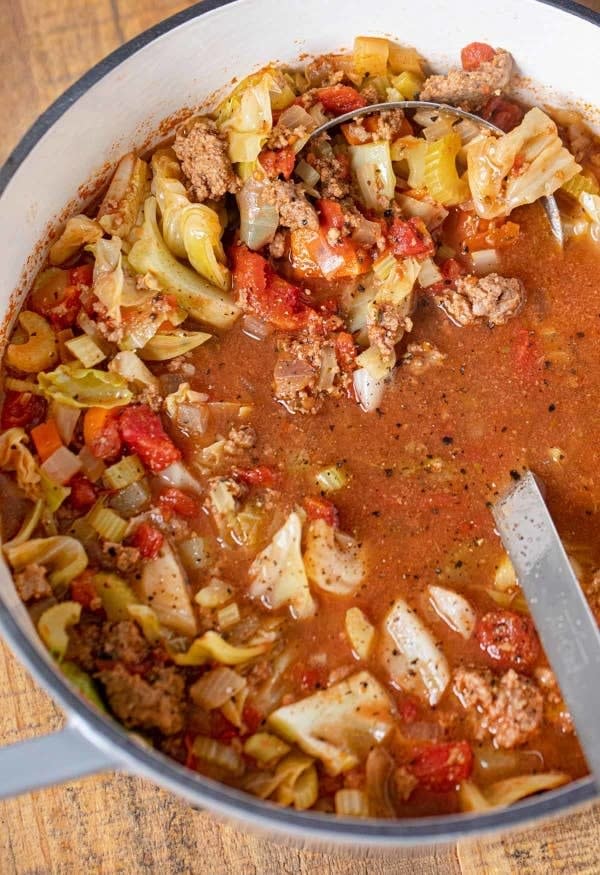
[349,142,396,211]
[353,367,385,412]
[315,465,348,493]
[192,736,245,776]
[40,446,83,486]
[78,446,106,483]
[395,193,448,229]
[50,402,81,445]
[471,248,499,275]
[108,351,160,391]
[94,572,138,621]
[353,36,389,76]
[548,446,565,463]
[195,577,233,608]
[428,585,476,639]
[418,257,443,288]
[191,666,246,710]
[295,159,320,188]
[345,607,375,659]
[242,314,271,340]
[103,454,145,490]
[38,601,81,658]
[127,603,162,643]
[494,554,518,591]
[381,597,450,705]
[178,537,209,574]
[217,602,241,629]
[156,460,203,495]
[244,732,290,764]
[87,502,128,542]
[335,788,370,817]
[65,335,106,368]
[238,179,279,251]
[108,479,151,517]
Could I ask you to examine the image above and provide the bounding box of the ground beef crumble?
[174,119,240,202]
[453,666,543,748]
[14,563,52,602]
[419,49,514,110]
[436,273,525,327]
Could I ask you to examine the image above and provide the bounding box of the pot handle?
[0,719,118,798]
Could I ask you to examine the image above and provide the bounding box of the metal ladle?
[308,100,563,247]
[493,471,600,788]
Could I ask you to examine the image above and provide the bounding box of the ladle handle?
[0,719,117,798]
[493,471,600,788]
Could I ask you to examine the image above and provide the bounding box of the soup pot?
[0,0,598,850]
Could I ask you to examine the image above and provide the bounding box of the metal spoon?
[492,471,600,787]
[308,100,563,247]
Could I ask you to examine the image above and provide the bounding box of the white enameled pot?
[0,0,598,851]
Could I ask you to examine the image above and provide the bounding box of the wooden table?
[1,1,599,871]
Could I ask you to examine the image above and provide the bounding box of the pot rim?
[0,0,598,845]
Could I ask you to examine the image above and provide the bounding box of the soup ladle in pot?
[492,471,600,788]
[307,100,564,247]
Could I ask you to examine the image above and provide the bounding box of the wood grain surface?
[1,1,599,872]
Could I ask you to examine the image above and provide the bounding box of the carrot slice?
[30,419,63,462]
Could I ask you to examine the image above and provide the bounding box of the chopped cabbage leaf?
[49,215,103,266]
[164,383,209,421]
[97,152,149,238]
[38,364,133,409]
[5,535,88,586]
[2,499,44,549]
[135,539,197,637]
[170,630,270,666]
[139,330,212,361]
[459,772,570,812]
[380,597,450,705]
[152,149,230,291]
[428,585,476,639]
[467,108,581,219]
[38,601,81,659]
[88,236,124,324]
[303,519,366,596]
[249,511,315,619]
[128,197,239,330]
[108,350,160,391]
[268,671,395,775]
[217,71,274,164]
[0,428,41,501]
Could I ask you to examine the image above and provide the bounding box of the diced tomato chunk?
[84,407,123,461]
[318,199,345,231]
[460,42,496,71]
[130,521,164,559]
[315,85,368,116]
[481,96,525,133]
[69,473,98,511]
[234,465,277,488]
[476,609,540,671]
[1,391,47,430]
[440,258,466,281]
[242,704,263,736]
[259,146,296,180]
[335,331,357,373]
[409,740,473,792]
[231,243,316,331]
[388,217,435,257]
[70,570,101,611]
[303,495,339,527]
[68,263,94,288]
[119,405,181,473]
[158,486,199,518]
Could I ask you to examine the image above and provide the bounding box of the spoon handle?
[493,471,600,788]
